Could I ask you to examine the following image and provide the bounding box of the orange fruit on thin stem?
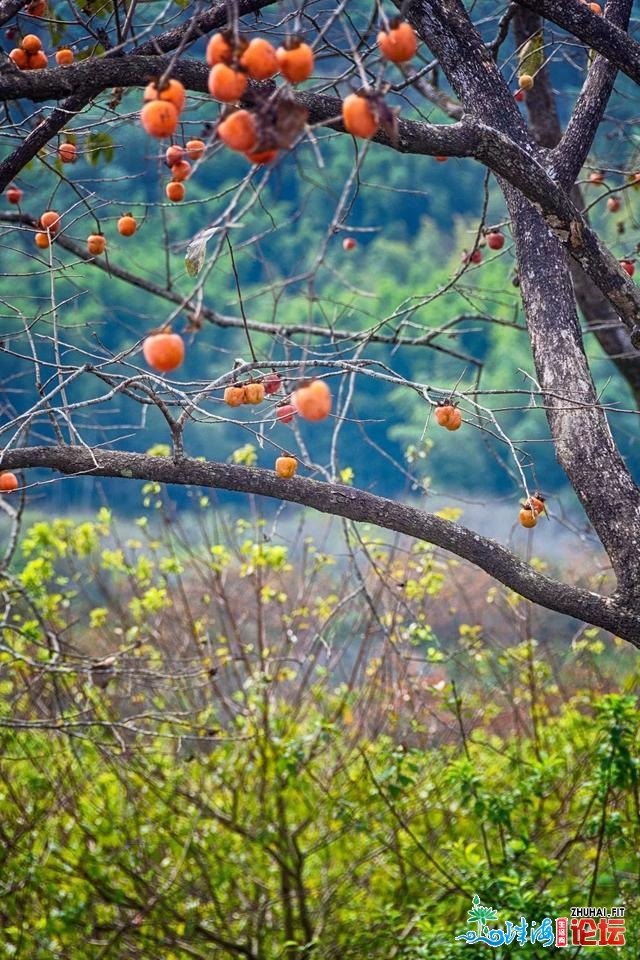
[40,210,60,233]
[218,110,257,152]
[140,100,179,138]
[169,159,191,182]
[208,63,248,102]
[240,37,279,80]
[276,39,314,83]
[342,93,379,139]
[519,506,538,528]
[166,181,185,202]
[87,233,106,255]
[291,379,332,421]
[143,78,186,113]
[243,381,265,404]
[117,213,137,236]
[143,331,185,372]
[377,19,417,63]
[165,144,185,166]
[206,31,236,67]
[185,139,206,160]
[0,472,19,492]
[58,141,77,163]
[276,403,295,424]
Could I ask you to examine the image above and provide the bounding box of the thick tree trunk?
[505,189,640,598]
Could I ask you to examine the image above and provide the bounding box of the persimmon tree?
[1,0,640,646]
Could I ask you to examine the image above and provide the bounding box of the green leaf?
[518,30,544,77]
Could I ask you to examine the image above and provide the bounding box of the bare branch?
[2,445,639,644]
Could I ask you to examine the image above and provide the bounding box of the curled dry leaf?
[185,236,207,277]
[253,90,309,152]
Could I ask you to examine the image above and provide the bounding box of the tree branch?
[550,0,632,188]
[516,0,640,87]
[1,445,639,644]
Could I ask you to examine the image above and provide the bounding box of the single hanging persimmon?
[263,371,281,395]
[34,232,50,249]
[486,230,505,250]
[240,37,279,80]
[117,213,137,236]
[218,110,257,152]
[169,159,191,182]
[185,139,206,160]
[208,63,248,102]
[377,19,417,63]
[39,210,60,234]
[275,454,297,478]
[143,331,185,372]
[165,144,185,166]
[165,180,185,202]
[206,31,238,67]
[6,185,23,204]
[140,99,179,138]
[621,259,635,277]
[58,141,77,163]
[143,78,186,113]
[291,379,332,421]
[342,92,379,139]
[519,505,538,528]
[87,233,106,255]
[0,472,19,492]
[276,38,314,83]
[276,402,295,424]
